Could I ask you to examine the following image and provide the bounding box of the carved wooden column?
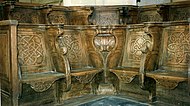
[93,26,117,95]
[94,27,116,83]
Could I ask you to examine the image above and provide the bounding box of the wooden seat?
[110,24,145,83]
[110,67,139,83]
[138,21,189,104]
[54,25,102,98]
[0,20,69,106]
[110,23,162,102]
[146,70,187,89]
[142,21,189,89]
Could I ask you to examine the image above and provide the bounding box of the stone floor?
[78,96,148,106]
[59,95,173,106]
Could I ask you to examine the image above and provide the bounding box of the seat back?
[159,21,190,72]
[17,24,53,74]
[56,25,94,70]
[121,24,148,68]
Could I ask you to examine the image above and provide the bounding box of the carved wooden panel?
[60,29,89,69]
[139,10,162,23]
[169,7,190,21]
[86,29,103,68]
[160,24,190,72]
[17,26,51,74]
[90,7,120,25]
[122,25,152,68]
[108,28,126,68]
[0,27,11,95]
[69,7,91,25]
[48,11,68,24]
[10,8,43,24]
